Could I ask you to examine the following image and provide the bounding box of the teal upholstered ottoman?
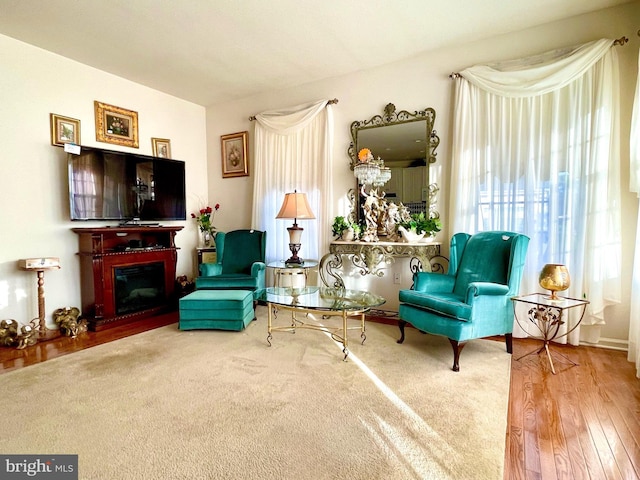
[179,290,254,331]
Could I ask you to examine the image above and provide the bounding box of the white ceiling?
[0,0,632,106]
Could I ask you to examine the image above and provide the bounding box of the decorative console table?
[72,226,183,331]
[320,240,444,288]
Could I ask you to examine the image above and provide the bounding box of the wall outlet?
[394,273,401,284]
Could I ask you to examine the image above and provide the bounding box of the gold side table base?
[512,293,589,375]
[516,340,579,375]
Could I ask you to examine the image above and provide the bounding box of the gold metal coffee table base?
[266,303,367,361]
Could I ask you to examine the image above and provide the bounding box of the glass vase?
[201,230,213,248]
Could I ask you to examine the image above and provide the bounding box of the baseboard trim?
[368,310,630,353]
[366,309,399,326]
[581,337,629,352]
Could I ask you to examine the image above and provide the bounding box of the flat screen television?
[68,146,186,222]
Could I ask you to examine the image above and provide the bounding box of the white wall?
[0,34,208,328]
[205,3,639,344]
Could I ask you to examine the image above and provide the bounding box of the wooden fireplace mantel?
[72,225,183,331]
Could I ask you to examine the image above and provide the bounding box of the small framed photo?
[50,114,81,146]
[221,131,249,178]
[151,138,171,158]
[94,101,139,148]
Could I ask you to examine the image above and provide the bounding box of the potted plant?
[331,216,349,239]
[397,212,442,242]
[331,216,360,241]
[350,223,362,240]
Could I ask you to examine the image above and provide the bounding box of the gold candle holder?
[539,264,570,300]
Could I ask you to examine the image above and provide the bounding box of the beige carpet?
[0,306,511,479]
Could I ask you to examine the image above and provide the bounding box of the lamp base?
[285,243,303,265]
[285,257,304,265]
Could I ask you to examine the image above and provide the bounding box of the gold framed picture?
[94,101,139,148]
[50,114,81,146]
[221,131,249,178]
[151,137,171,158]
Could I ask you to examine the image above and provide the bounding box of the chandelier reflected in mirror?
[353,148,391,187]
[372,164,391,187]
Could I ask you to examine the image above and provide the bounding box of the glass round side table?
[267,260,319,288]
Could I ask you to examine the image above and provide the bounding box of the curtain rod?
[248,98,339,121]
[449,35,629,79]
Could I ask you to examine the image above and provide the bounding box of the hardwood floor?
[1,313,639,479]
[0,312,177,373]
[506,338,640,480]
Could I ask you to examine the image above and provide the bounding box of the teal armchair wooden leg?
[397,320,407,344]
[448,339,467,372]
[505,333,513,354]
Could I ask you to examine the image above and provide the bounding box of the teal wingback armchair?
[398,231,529,371]
[195,229,267,300]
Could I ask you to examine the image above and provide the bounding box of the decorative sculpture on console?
[360,185,386,242]
[398,203,412,225]
[383,203,400,241]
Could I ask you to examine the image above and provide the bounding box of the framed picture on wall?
[50,113,81,146]
[151,137,171,158]
[94,101,139,148]
[221,131,249,178]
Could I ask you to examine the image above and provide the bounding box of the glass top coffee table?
[259,286,386,360]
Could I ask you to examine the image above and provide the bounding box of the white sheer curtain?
[251,99,333,263]
[450,38,622,345]
[629,48,640,377]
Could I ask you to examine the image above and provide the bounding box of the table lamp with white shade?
[276,190,315,265]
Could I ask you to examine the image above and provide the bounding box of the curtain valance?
[254,99,329,134]
[460,38,614,97]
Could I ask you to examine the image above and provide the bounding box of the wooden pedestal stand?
[18,258,61,339]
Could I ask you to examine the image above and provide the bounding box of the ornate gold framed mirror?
[347,103,440,230]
